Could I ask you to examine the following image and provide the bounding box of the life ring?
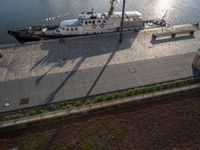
[100,23,105,28]
[92,24,97,28]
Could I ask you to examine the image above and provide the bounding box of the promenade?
[0,24,200,112]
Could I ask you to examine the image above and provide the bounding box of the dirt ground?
[0,90,200,150]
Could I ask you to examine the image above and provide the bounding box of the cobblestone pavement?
[0,24,199,81]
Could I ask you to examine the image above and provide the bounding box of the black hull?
[8,30,92,43]
[8,25,63,43]
[8,25,143,43]
[8,30,41,43]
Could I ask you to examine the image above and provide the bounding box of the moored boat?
[8,9,145,43]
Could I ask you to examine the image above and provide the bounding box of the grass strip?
[1,77,200,122]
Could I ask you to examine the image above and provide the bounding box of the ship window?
[89,21,92,24]
[85,21,88,25]
[103,20,107,23]
[71,28,73,31]
[81,21,83,24]
[62,27,65,30]
[75,28,78,31]
[93,20,95,24]
[97,20,101,23]
[66,28,69,31]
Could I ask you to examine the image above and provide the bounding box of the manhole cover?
[4,102,11,107]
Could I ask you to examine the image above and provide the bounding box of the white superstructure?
[55,10,144,36]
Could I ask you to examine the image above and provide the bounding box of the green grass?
[22,138,38,150]
[115,127,125,137]
[83,142,97,150]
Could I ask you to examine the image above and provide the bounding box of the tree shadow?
[41,32,138,103]
[151,35,195,45]
[83,48,117,101]
[44,57,85,103]
[35,60,66,85]
[30,56,48,72]
[37,32,137,65]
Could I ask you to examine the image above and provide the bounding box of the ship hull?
[8,27,145,43]
[8,29,108,43]
[8,25,61,43]
[8,21,165,43]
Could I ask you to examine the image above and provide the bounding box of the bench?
[152,28,196,39]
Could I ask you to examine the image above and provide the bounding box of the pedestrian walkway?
[0,52,199,112]
[0,24,200,112]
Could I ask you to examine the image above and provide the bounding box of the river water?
[0,0,200,45]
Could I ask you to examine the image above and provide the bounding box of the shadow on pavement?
[151,35,195,45]
[44,57,85,103]
[42,32,139,103]
[37,32,136,65]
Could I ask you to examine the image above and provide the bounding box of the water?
[0,0,200,45]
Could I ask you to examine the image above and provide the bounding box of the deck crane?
[108,0,116,18]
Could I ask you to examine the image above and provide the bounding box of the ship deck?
[0,23,200,112]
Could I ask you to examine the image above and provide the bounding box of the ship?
[8,9,145,43]
[8,0,166,43]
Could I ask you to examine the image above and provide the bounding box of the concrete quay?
[0,23,200,112]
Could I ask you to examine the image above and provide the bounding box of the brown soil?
[0,90,200,150]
